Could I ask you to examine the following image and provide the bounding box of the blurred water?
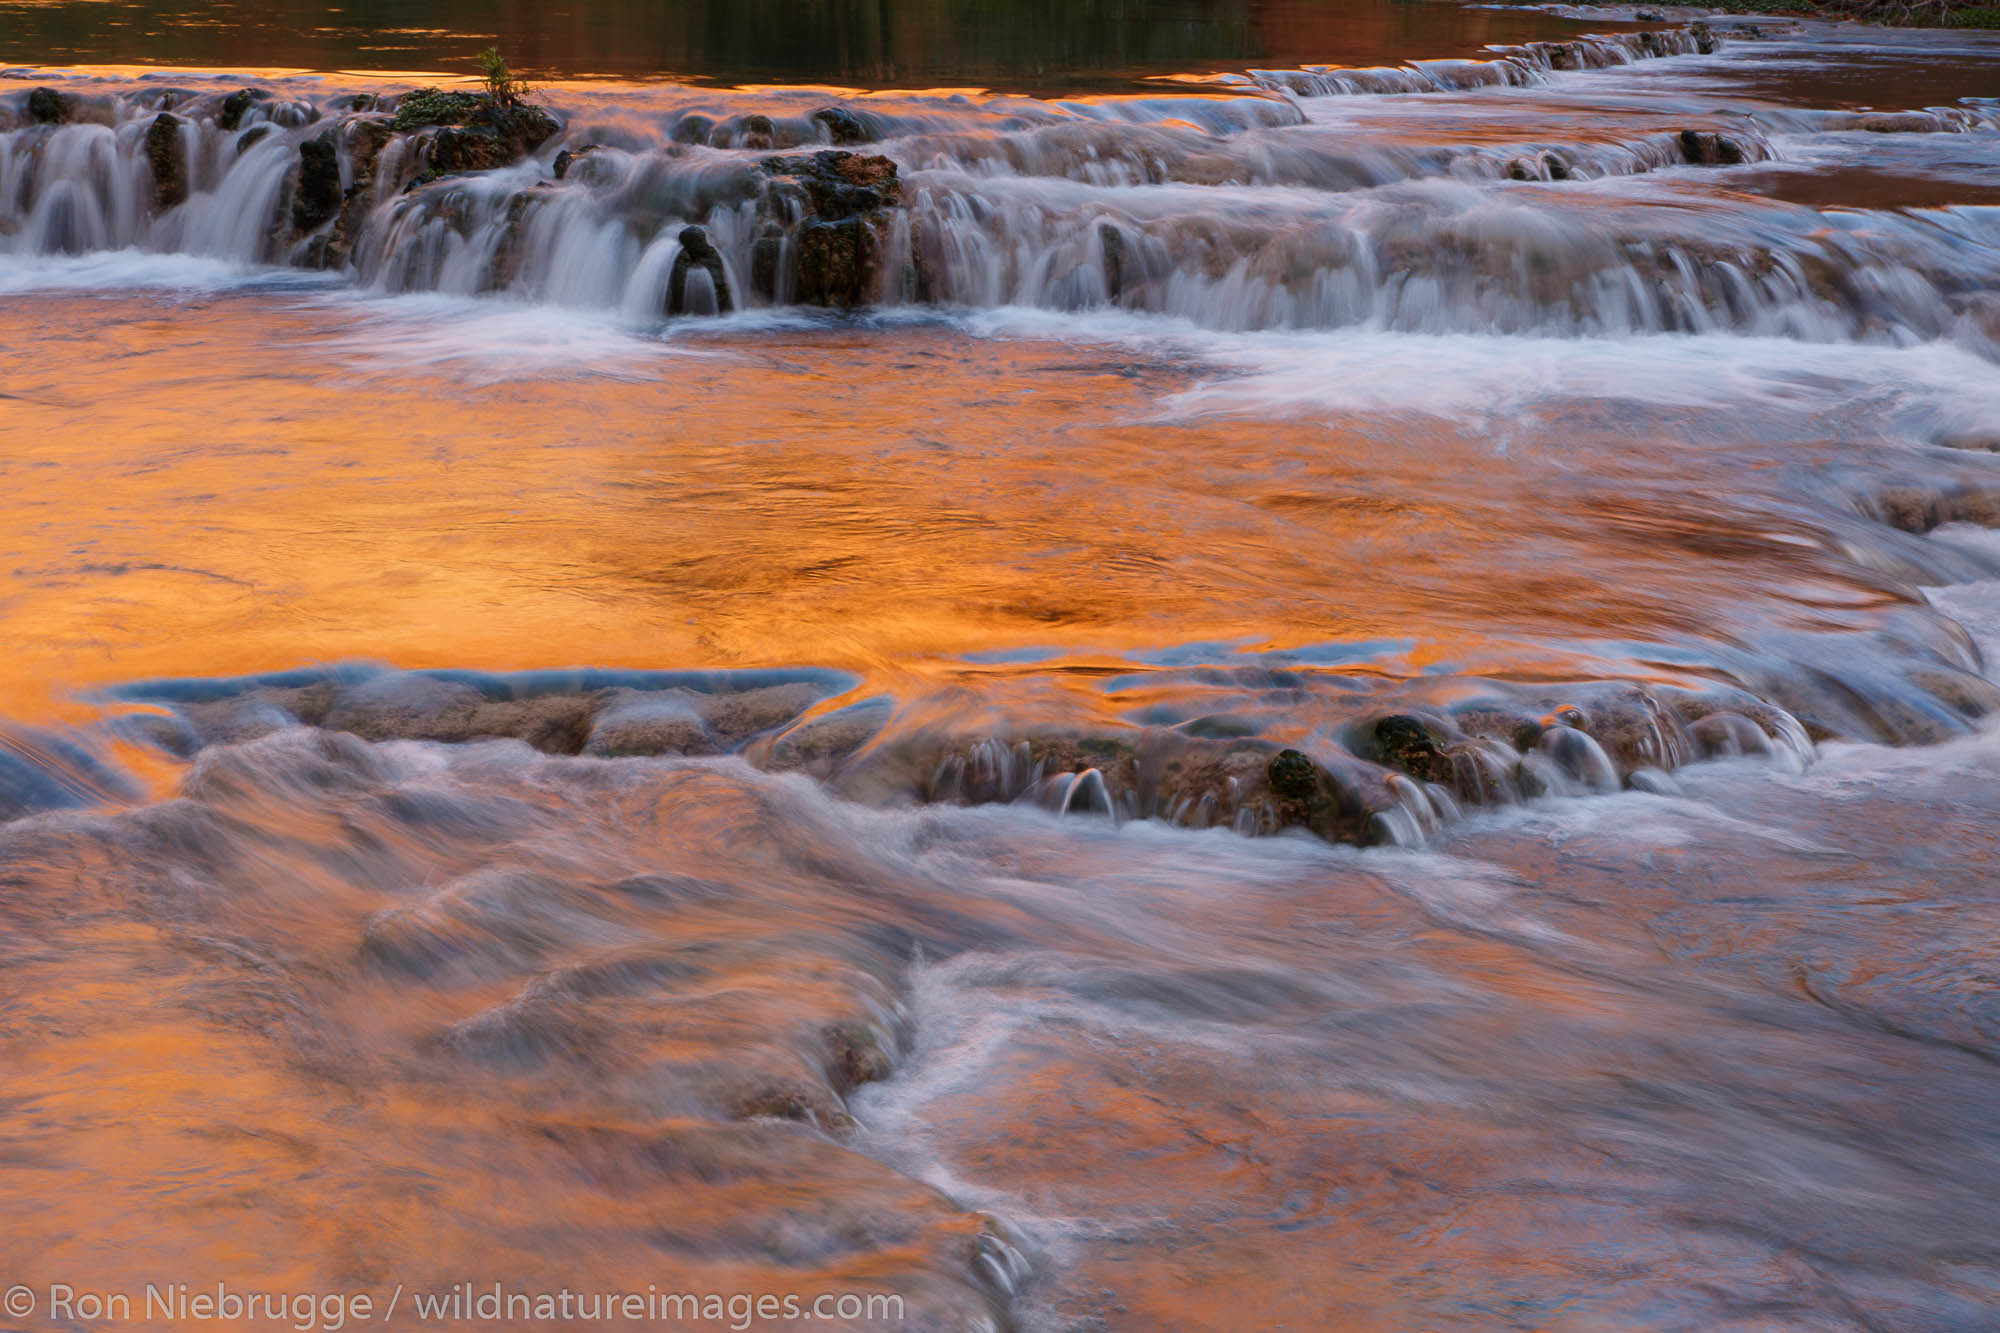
[3,8,2000,1331]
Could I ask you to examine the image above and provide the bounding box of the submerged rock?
[582,690,718,757]
[144,112,189,209]
[26,86,75,125]
[764,698,896,775]
[823,1020,894,1094]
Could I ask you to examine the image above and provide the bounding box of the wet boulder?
[1266,748,1319,801]
[427,125,506,173]
[1535,724,1621,793]
[388,87,484,130]
[696,681,836,747]
[671,113,716,145]
[481,190,545,290]
[316,118,399,270]
[317,672,596,754]
[429,111,556,172]
[794,218,879,307]
[667,225,735,315]
[341,116,398,181]
[392,89,560,175]
[812,105,874,145]
[758,151,902,308]
[763,149,900,217]
[144,112,189,209]
[1543,42,1583,71]
[823,1021,893,1094]
[762,697,895,776]
[1098,223,1128,301]
[1365,714,1459,787]
[717,112,776,149]
[26,86,75,124]
[1852,111,1948,134]
[218,87,270,131]
[292,132,343,230]
[583,690,718,757]
[1260,748,1399,845]
[1677,129,1747,166]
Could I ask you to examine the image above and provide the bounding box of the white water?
[5,23,1998,343]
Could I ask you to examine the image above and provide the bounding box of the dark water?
[0,0,1618,89]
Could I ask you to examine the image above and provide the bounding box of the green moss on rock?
[389,87,485,131]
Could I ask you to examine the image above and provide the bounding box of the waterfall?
[4,25,1998,345]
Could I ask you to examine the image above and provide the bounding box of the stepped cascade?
[4,9,2000,1331]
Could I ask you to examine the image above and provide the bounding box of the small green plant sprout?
[475,46,530,106]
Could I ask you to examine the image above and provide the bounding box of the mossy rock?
[292,133,343,231]
[1261,748,1397,845]
[389,87,486,131]
[1266,749,1319,801]
[1367,714,1458,786]
[144,112,189,209]
[218,87,270,131]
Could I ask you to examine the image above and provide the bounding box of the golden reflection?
[0,289,1908,731]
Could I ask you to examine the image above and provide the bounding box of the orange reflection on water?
[0,288,1876,733]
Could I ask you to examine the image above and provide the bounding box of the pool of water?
[0,0,1624,91]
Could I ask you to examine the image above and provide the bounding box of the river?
[2,3,1999,1329]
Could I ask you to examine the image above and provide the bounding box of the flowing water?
[3,3,2000,1329]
